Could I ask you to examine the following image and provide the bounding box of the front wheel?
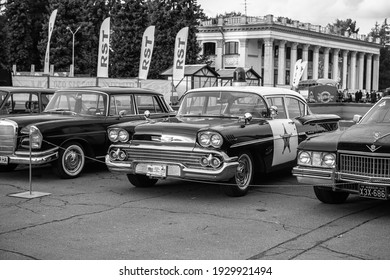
[222,152,254,197]
[53,142,85,179]
[127,174,158,188]
[313,186,349,204]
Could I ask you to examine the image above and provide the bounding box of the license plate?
[146,164,167,178]
[0,156,9,165]
[359,185,388,200]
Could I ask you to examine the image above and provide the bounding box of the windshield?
[360,99,390,124]
[45,91,107,116]
[177,91,267,118]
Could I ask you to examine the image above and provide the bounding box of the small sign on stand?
[9,127,51,199]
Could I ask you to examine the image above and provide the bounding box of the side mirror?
[269,105,278,119]
[352,114,362,123]
[244,112,252,124]
[144,110,151,119]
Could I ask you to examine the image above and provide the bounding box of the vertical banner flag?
[97,17,111,78]
[44,9,58,74]
[138,26,155,80]
[292,59,308,88]
[172,27,189,87]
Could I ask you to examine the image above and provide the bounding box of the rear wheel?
[223,152,254,197]
[127,174,158,188]
[313,186,349,204]
[0,164,18,172]
[54,142,85,179]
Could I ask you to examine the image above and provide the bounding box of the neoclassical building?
[196,14,382,92]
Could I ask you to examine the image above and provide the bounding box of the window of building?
[225,41,239,55]
[203,42,216,56]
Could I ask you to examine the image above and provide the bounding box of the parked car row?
[2,79,390,203]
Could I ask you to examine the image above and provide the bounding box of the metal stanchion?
[9,127,51,199]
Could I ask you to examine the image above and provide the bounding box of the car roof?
[55,86,163,96]
[0,87,56,93]
[186,86,305,100]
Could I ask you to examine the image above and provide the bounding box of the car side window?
[285,97,305,119]
[266,97,286,119]
[136,95,164,114]
[109,95,135,116]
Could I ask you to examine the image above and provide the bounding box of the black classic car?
[0,87,174,178]
[0,87,56,115]
[105,79,340,196]
[293,96,390,203]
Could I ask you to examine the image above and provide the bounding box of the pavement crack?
[0,248,38,260]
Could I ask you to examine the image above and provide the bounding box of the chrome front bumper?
[105,154,239,182]
[292,166,335,186]
[1,147,59,165]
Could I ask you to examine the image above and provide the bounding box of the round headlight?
[108,129,119,142]
[199,133,210,146]
[298,151,311,165]
[210,133,223,148]
[118,129,129,142]
[322,153,336,167]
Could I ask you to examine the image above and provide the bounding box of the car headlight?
[198,131,223,148]
[21,125,42,149]
[322,153,336,167]
[298,151,311,165]
[118,129,129,142]
[298,151,336,168]
[108,129,119,142]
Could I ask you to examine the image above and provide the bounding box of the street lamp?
[66,25,81,77]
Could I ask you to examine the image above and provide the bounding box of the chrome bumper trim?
[106,155,239,182]
[6,147,59,165]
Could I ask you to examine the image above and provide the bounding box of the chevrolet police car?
[105,68,340,196]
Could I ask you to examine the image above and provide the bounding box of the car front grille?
[0,119,17,155]
[125,147,220,169]
[339,153,390,183]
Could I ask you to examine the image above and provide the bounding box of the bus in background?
[297,78,339,103]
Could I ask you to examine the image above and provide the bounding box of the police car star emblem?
[280,124,292,154]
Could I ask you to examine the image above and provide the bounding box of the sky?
[197,0,389,34]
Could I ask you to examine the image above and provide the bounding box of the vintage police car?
[293,96,390,203]
[105,74,340,196]
[0,87,55,115]
[0,87,174,178]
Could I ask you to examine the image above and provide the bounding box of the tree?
[147,0,205,79]
[328,18,360,36]
[109,0,149,78]
[5,0,49,71]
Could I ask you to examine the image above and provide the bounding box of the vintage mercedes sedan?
[0,87,55,115]
[293,96,390,203]
[105,85,340,196]
[0,87,174,178]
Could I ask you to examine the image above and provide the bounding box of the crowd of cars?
[1,72,390,202]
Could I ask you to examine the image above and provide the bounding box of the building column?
[215,39,224,70]
[302,44,310,80]
[365,53,373,93]
[263,38,274,87]
[323,47,330,79]
[350,51,357,90]
[239,39,248,68]
[342,50,349,90]
[290,42,298,85]
[312,46,320,80]
[358,52,365,91]
[332,48,340,81]
[277,40,286,86]
[373,54,380,91]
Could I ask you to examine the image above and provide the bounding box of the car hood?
[298,130,344,152]
[131,116,244,144]
[1,113,77,130]
[337,124,390,153]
